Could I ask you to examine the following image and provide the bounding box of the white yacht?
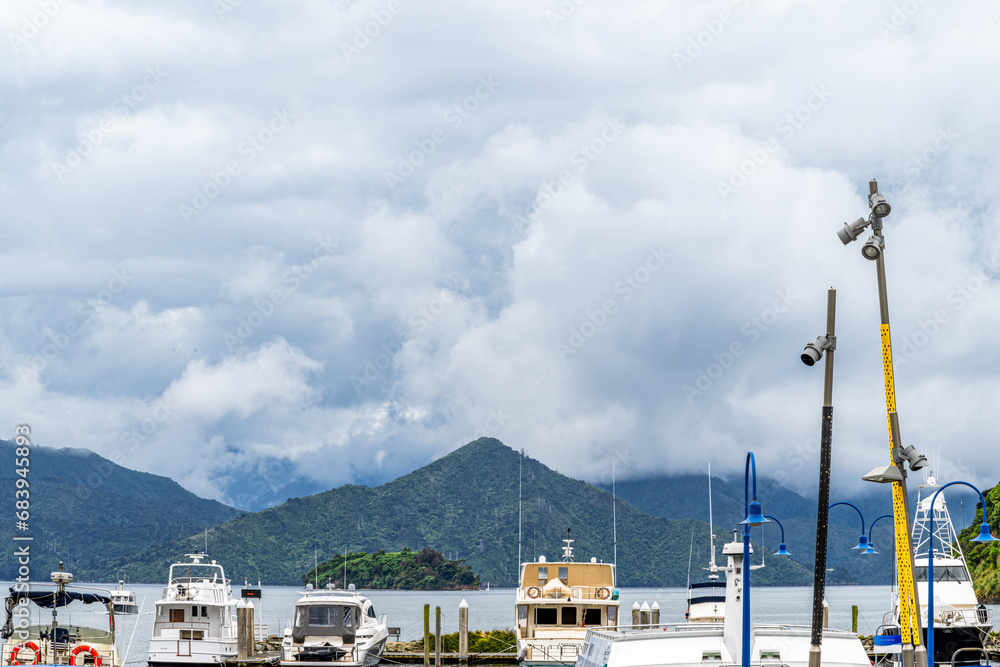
[1,565,121,667]
[876,477,993,666]
[110,582,138,615]
[281,583,388,667]
[515,534,619,666]
[576,533,871,667]
[147,553,238,666]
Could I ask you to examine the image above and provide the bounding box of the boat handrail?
[516,584,617,601]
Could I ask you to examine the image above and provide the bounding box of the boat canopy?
[292,604,361,641]
[7,588,112,607]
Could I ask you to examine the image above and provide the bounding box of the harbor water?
[8,582,995,665]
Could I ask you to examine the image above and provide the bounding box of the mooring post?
[424,604,430,667]
[631,601,640,627]
[459,599,469,664]
[435,606,442,667]
[852,605,858,634]
[823,599,829,629]
[651,602,660,626]
[246,600,256,657]
[237,598,248,661]
[639,601,650,627]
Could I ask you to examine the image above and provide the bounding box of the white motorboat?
[281,583,388,667]
[515,533,619,666]
[110,582,138,615]
[1,565,121,667]
[875,477,993,666]
[576,532,871,667]
[147,553,238,666]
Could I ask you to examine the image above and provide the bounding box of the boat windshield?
[913,565,969,582]
[293,605,360,639]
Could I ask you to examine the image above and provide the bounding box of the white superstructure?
[147,553,238,666]
[281,584,387,667]
[110,582,138,615]
[515,535,619,666]
[576,535,871,667]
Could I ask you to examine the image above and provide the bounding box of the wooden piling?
[458,599,469,665]
[435,606,442,667]
[424,604,430,667]
[851,605,858,633]
[237,599,248,661]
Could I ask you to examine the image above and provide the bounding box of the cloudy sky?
[2,0,999,510]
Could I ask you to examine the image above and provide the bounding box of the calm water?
[5,582,998,665]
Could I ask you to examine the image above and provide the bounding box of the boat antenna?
[612,457,618,569]
[344,547,347,588]
[686,528,695,589]
[314,548,319,589]
[707,463,718,579]
[204,527,208,554]
[518,448,523,577]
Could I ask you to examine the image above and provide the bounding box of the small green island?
[305,547,481,590]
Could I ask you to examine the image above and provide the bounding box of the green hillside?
[958,482,1000,603]
[0,439,244,580]
[77,438,814,586]
[306,547,479,590]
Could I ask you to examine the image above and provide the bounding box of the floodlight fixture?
[898,445,929,472]
[861,235,884,261]
[837,216,870,245]
[862,464,905,484]
[801,335,835,366]
[869,192,891,218]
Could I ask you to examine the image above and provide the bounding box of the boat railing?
[882,607,992,627]
[522,640,580,662]
[517,584,615,601]
[162,584,231,603]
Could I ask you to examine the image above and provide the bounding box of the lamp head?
[774,543,790,556]
[869,192,891,218]
[740,500,770,527]
[837,216,869,245]
[853,534,869,551]
[899,445,929,472]
[971,522,999,543]
[801,335,833,366]
[863,543,878,555]
[861,235,884,261]
[862,464,905,484]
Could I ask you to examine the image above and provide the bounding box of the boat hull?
[147,638,237,665]
[280,635,386,667]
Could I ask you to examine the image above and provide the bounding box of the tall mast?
[612,458,618,569]
[708,463,718,578]
[518,448,523,570]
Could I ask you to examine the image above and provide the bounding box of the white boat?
[147,553,238,666]
[515,533,619,666]
[1,565,121,667]
[280,583,388,667]
[110,582,138,615]
[576,532,871,667]
[876,477,993,666]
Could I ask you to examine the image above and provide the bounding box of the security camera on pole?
[837,179,928,667]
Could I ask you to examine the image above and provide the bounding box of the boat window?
[201,606,207,617]
[536,608,558,625]
[607,607,617,626]
[558,567,569,583]
[537,567,548,584]
[309,606,337,627]
[192,606,198,617]
[561,607,577,625]
[914,566,970,582]
[584,608,601,626]
[342,606,355,630]
[517,606,528,624]
[367,605,376,619]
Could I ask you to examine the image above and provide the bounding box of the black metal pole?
[808,288,836,667]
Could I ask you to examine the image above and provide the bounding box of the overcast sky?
[2,0,999,510]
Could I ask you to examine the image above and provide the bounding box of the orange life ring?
[70,645,102,666]
[10,641,41,665]
[596,587,611,600]
[526,586,541,599]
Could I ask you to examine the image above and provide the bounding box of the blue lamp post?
[865,514,893,555]
[763,515,791,556]
[926,482,998,667]
[829,501,872,552]
[739,452,770,667]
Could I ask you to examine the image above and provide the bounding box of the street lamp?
[801,288,837,667]
[829,502,873,553]
[763,515,791,556]
[926,482,998,667]
[739,452,770,667]
[838,179,925,667]
[866,514,894,555]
